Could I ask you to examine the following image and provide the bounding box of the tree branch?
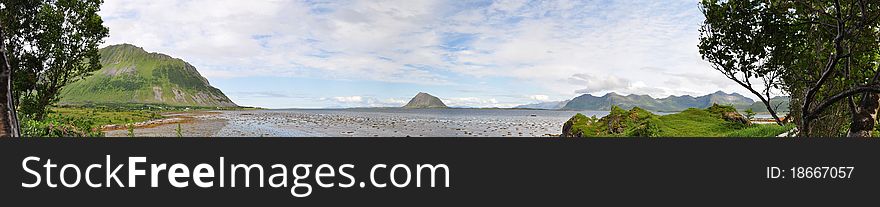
[807,85,880,120]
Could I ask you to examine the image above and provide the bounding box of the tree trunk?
[0,23,21,137]
[33,87,56,121]
[847,93,880,137]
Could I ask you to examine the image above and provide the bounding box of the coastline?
[103,109,571,137]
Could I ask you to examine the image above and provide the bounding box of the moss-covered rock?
[561,104,776,137]
[561,113,591,137]
[561,106,659,137]
[707,103,750,126]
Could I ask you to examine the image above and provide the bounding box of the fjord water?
[214,108,612,137]
[108,108,619,137]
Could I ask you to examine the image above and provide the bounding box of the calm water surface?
[209,108,615,137]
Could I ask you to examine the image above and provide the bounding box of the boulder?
[721,111,751,126]
[561,114,586,137]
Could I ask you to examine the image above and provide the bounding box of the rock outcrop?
[403,92,447,108]
[721,111,751,126]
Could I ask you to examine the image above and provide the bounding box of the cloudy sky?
[99,0,756,109]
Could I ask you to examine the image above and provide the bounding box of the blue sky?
[98,0,759,109]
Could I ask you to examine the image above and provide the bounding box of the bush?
[20,114,104,137]
[706,104,737,115]
[564,106,660,137]
[628,116,661,137]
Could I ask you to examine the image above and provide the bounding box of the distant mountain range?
[516,91,788,112]
[746,96,790,112]
[59,44,237,107]
[514,100,570,110]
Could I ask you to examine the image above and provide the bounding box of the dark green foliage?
[564,106,660,137]
[561,113,594,137]
[1,0,110,120]
[698,0,795,126]
[744,108,756,120]
[628,114,661,137]
[706,104,737,115]
[700,0,880,136]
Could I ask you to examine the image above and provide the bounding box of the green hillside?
[561,104,794,137]
[59,44,237,107]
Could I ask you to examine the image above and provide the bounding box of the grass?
[24,103,256,137]
[566,106,660,137]
[566,104,795,137]
[655,108,740,136]
[58,44,237,108]
[20,106,168,137]
[50,107,164,127]
[726,124,796,137]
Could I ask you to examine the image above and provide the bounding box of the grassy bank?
[563,104,794,137]
[21,104,258,137]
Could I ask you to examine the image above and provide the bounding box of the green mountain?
[561,91,754,111]
[59,44,237,107]
[514,100,570,110]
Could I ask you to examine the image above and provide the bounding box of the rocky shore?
[105,109,570,137]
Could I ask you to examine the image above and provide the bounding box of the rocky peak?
[403,92,447,108]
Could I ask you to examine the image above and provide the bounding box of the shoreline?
[103,109,570,137]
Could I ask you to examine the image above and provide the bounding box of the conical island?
[403,92,447,108]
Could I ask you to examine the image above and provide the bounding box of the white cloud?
[569,73,632,94]
[441,97,520,108]
[529,95,550,101]
[323,96,407,108]
[332,96,364,103]
[98,0,761,105]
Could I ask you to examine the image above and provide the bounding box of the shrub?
[706,104,737,115]
[628,116,661,137]
[564,106,660,137]
[20,114,104,137]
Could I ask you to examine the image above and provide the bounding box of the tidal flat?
[105,108,611,137]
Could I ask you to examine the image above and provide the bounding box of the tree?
[700,0,880,137]
[0,22,19,137]
[744,108,756,120]
[698,0,794,126]
[791,0,880,137]
[0,0,108,120]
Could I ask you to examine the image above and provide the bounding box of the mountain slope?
[403,92,447,108]
[562,91,754,111]
[59,44,237,107]
[748,96,790,112]
[515,100,570,110]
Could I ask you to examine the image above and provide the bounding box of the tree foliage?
[698,0,802,126]
[700,0,880,137]
[0,0,109,120]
